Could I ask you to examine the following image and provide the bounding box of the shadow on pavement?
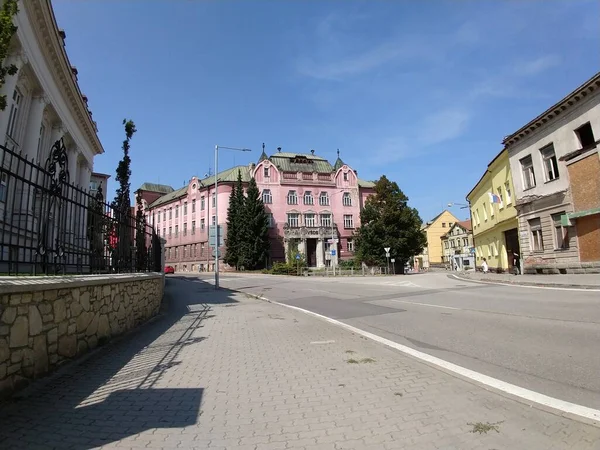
[0,277,238,450]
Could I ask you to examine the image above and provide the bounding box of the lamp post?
[214,145,252,289]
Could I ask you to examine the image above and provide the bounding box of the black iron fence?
[0,140,162,275]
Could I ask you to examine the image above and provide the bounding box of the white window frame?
[287,190,298,205]
[497,187,504,209]
[303,191,314,205]
[6,88,22,143]
[287,213,299,228]
[342,192,352,206]
[264,166,270,178]
[267,213,274,228]
[529,218,544,252]
[212,192,216,208]
[505,182,512,204]
[343,214,354,229]
[521,155,536,190]
[200,218,205,230]
[541,144,559,182]
[347,239,354,252]
[319,192,329,206]
[304,213,316,227]
[201,196,205,210]
[552,212,570,250]
[320,213,332,227]
[211,215,216,226]
[262,189,272,204]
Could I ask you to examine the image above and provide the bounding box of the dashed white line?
[389,300,460,310]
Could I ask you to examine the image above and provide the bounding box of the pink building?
[137,147,375,272]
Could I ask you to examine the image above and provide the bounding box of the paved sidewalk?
[453,271,600,289]
[1,278,599,450]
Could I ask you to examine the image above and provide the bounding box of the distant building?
[441,220,474,271]
[466,149,519,273]
[503,72,600,274]
[89,172,110,199]
[415,210,459,269]
[139,147,375,272]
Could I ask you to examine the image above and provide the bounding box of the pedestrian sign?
[295,253,301,260]
[330,250,336,256]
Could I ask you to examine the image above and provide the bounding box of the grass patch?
[467,421,503,434]
[345,350,356,354]
[346,358,359,364]
[360,358,376,363]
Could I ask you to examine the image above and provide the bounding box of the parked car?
[164,265,175,274]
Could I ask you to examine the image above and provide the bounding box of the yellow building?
[416,210,459,268]
[466,149,519,272]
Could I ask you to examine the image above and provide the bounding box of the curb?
[240,291,600,428]
[450,273,600,291]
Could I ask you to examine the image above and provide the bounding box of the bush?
[271,261,299,275]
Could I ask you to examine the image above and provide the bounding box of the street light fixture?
[214,145,252,290]
[448,202,469,210]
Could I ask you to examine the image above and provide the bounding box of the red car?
[164,265,175,274]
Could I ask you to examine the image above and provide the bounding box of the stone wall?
[0,273,163,398]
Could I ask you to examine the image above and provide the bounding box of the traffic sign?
[330,249,336,256]
[209,225,224,248]
[212,249,221,258]
[385,253,390,258]
[295,253,301,260]
[384,247,390,253]
[391,258,395,263]
[327,239,338,244]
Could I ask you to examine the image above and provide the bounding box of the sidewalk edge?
[450,273,600,291]
[244,292,600,428]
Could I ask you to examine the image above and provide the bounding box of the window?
[347,239,354,252]
[201,242,205,254]
[162,228,165,238]
[201,196,205,210]
[6,88,22,142]
[320,213,332,227]
[552,213,570,250]
[156,210,160,223]
[193,244,197,257]
[540,144,559,182]
[521,155,536,189]
[475,209,480,226]
[192,199,196,213]
[497,187,504,208]
[163,210,166,221]
[304,191,314,205]
[169,226,172,237]
[175,205,179,218]
[287,213,299,227]
[319,192,329,206]
[442,223,446,228]
[450,240,455,248]
[0,172,7,203]
[448,222,454,228]
[200,218,205,230]
[343,172,348,181]
[262,189,272,204]
[343,214,354,229]
[287,190,298,205]
[483,204,488,221]
[342,192,352,206]
[183,223,187,236]
[575,122,595,149]
[505,182,512,204]
[36,124,46,161]
[183,202,188,215]
[212,192,216,208]
[211,215,216,226]
[267,213,274,228]
[169,208,172,219]
[174,247,178,258]
[191,221,196,234]
[304,213,316,227]
[444,241,449,249]
[529,218,543,252]
[183,246,187,258]
[175,225,179,237]
[264,167,270,177]
[490,200,494,217]
[463,238,469,247]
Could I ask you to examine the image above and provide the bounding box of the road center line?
[388,300,460,310]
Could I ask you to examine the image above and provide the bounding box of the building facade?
[441,220,474,271]
[89,172,110,198]
[415,210,459,269]
[140,148,375,272]
[0,0,104,271]
[467,149,520,273]
[503,72,600,274]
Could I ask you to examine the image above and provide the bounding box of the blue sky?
[52,0,599,222]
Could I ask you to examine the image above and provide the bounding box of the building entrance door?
[504,228,520,274]
[307,239,317,267]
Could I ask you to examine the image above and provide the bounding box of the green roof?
[269,152,334,174]
[148,166,251,209]
[357,179,375,188]
[137,182,174,194]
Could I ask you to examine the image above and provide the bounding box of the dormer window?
[264,167,270,178]
[343,172,348,181]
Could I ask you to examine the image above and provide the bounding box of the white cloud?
[513,55,561,77]
[419,109,471,146]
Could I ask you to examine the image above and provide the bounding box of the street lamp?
[214,145,252,289]
[448,202,469,209]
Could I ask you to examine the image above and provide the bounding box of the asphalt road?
[177,271,600,411]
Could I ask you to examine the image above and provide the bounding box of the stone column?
[21,95,49,161]
[301,238,307,257]
[0,52,27,139]
[316,239,324,268]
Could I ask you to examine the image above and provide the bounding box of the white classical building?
[0,0,104,272]
[0,0,103,188]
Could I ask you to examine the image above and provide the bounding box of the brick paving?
[1,277,599,449]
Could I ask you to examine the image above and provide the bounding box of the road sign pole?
[384,247,391,275]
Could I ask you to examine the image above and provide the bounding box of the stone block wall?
[0,273,163,398]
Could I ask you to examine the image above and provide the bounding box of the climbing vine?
[0,0,19,111]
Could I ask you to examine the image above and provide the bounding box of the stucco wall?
[0,273,163,399]
[568,151,600,212]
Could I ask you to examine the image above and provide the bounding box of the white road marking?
[389,300,460,310]
[310,340,336,345]
[450,274,600,292]
[259,295,600,424]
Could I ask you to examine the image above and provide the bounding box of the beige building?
[416,210,459,268]
[441,220,474,271]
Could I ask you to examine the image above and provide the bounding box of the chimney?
[277,147,282,152]
[71,66,78,77]
[58,29,66,41]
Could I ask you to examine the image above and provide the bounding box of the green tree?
[135,191,147,271]
[240,177,270,270]
[355,175,426,271]
[0,0,19,111]
[111,119,137,271]
[224,170,245,269]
